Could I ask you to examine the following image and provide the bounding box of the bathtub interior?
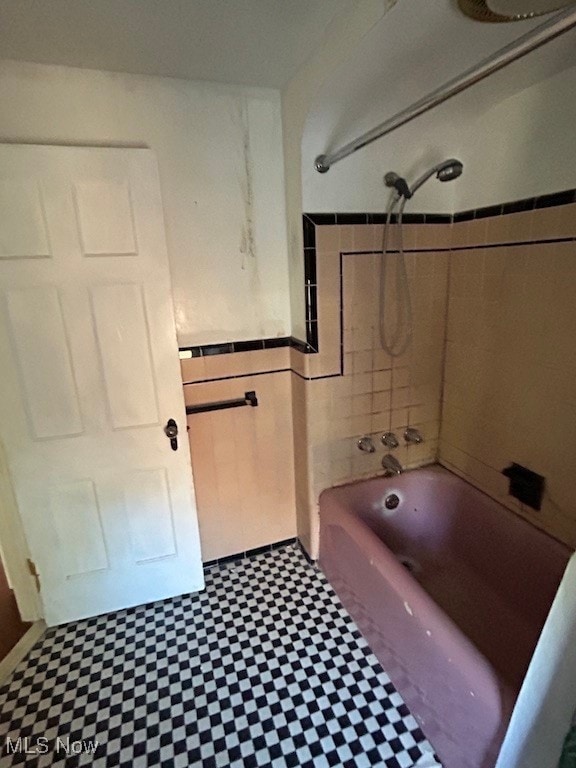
[321,465,571,693]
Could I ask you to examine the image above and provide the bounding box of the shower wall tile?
[352,224,378,251]
[339,225,354,250]
[295,223,451,558]
[441,235,576,548]
[315,225,339,252]
[531,201,576,240]
[415,223,453,250]
[450,220,470,248]
[484,209,533,245]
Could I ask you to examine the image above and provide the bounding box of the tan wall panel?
[185,372,296,561]
[440,230,576,548]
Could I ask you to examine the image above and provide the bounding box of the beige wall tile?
[182,347,290,384]
[392,366,410,389]
[440,238,576,548]
[373,390,391,413]
[180,356,206,383]
[485,210,532,245]
[339,225,354,250]
[372,346,393,372]
[531,203,576,241]
[451,218,487,248]
[351,372,373,395]
[188,372,296,561]
[390,408,409,432]
[352,393,372,416]
[451,221,470,249]
[373,369,392,392]
[353,224,377,251]
[315,225,339,252]
[415,223,452,250]
[352,350,373,374]
[290,347,307,377]
[399,224,418,250]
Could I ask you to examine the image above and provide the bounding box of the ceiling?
[302,0,576,211]
[0,0,355,88]
[305,0,576,153]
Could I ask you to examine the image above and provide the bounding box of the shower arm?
[314,6,576,174]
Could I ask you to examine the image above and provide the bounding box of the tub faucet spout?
[382,454,402,476]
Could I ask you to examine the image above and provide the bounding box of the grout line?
[437,244,454,459]
[183,369,342,386]
[341,236,576,256]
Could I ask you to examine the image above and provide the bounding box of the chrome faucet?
[357,436,376,453]
[404,427,423,445]
[381,432,399,449]
[382,454,402,476]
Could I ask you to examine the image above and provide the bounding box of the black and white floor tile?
[0,543,440,767]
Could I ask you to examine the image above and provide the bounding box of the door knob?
[164,419,178,451]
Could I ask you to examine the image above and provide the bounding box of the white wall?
[282,0,392,341]
[301,3,576,218]
[0,59,290,347]
[454,61,576,211]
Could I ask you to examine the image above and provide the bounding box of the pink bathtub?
[319,465,570,768]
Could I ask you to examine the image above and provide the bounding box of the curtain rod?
[314,7,576,173]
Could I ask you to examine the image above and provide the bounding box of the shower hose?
[379,194,413,357]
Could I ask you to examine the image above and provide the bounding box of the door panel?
[0,180,51,259]
[49,479,109,577]
[91,283,159,428]
[124,468,177,563]
[6,286,83,439]
[74,179,137,256]
[0,145,203,625]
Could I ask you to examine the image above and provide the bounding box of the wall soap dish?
[502,462,545,510]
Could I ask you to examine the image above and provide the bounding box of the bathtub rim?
[319,462,574,553]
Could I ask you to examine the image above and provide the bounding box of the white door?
[0,145,204,626]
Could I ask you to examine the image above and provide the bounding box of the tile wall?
[441,192,576,548]
[181,349,297,562]
[297,216,452,557]
[181,188,576,562]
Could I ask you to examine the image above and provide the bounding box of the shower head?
[384,158,464,200]
[436,159,464,182]
[409,158,464,196]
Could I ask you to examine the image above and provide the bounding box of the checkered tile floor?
[0,543,441,767]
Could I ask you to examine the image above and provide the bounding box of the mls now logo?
[4,736,100,755]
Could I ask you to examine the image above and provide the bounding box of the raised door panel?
[124,468,177,564]
[49,479,109,578]
[0,180,51,259]
[74,180,137,256]
[91,283,159,429]
[6,286,83,439]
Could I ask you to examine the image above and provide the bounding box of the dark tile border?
[307,211,453,225]
[305,186,576,228]
[535,189,575,209]
[179,336,316,359]
[303,215,319,352]
[203,538,297,571]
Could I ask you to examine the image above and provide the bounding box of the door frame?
[0,439,42,622]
